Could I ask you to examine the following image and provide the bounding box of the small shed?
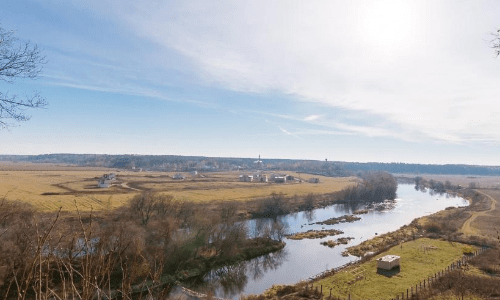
[377,255,400,270]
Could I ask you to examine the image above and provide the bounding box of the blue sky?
[2,0,500,165]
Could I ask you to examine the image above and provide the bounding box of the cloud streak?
[36,0,500,147]
[90,0,500,145]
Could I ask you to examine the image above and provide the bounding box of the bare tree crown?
[0,26,47,129]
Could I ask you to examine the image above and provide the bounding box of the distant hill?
[1,154,500,176]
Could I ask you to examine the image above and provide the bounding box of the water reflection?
[191,184,468,299]
[190,248,288,298]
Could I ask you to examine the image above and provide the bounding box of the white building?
[377,255,400,270]
[239,174,254,182]
[274,176,286,183]
[173,173,186,180]
[98,178,112,188]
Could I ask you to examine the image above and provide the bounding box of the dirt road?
[460,189,497,236]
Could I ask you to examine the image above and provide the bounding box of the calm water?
[192,184,468,298]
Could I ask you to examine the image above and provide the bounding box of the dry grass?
[0,163,356,211]
[399,174,500,189]
[314,238,475,300]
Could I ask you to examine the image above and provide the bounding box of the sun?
[355,1,422,57]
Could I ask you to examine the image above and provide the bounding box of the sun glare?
[356,1,421,57]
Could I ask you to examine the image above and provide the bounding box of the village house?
[239,174,254,182]
[97,178,111,188]
[172,173,186,180]
[274,176,286,183]
[97,173,117,188]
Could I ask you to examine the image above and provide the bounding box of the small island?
[286,229,344,240]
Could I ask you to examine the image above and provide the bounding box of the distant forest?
[1,154,500,176]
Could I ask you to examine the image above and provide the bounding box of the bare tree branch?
[492,29,500,57]
[0,25,47,129]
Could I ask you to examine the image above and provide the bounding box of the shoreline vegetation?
[286,229,344,240]
[246,177,500,300]
[320,237,355,248]
[0,170,398,299]
[312,214,361,226]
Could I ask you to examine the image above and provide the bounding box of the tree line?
[0,192,285,299]
[4,154,500,176]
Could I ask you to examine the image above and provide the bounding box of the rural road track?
[460,189,497,236]
[120,182,141,191]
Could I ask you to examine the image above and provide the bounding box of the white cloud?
[304,115,322,122]
[59,0,500,145]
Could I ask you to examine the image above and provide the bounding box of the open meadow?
[0,162,356,211]
[313,238,477,300]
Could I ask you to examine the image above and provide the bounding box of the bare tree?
[0,25,47,129]
[492,29,500,56]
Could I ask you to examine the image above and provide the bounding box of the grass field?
[313,238,475,300]
[0,162,356,211]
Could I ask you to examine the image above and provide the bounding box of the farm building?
[239,174,254,182]
[97,173,116,188]
[308,178,320,183]
[377,255,400,270]
[102,173,116,180]
[172,173,186,180]
[274,176,286,183]
[97,178,112,188]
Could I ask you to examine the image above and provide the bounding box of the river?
[188,184,468,299]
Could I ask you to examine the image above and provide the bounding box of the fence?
[301,247,487,300]
[391,246,487,300]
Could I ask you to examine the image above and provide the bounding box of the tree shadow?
[376,266,400,277]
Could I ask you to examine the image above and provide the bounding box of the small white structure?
[98,179,112,188]
[377,255,400,270]
[274,176,286,183]
[308,178,320,183]
[239,174,254,182]
[97,173,116,188]
[190,171,198,176]
[173,173,186,180]
[252,174,268,182]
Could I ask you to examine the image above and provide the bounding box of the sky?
[1,0,500,165]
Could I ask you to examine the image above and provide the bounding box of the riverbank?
[237,183,494,299]
[345,186,496,258]
[177,238,286,282]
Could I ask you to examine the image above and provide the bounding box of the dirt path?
[120,182,142,191]
[460,189,497,235]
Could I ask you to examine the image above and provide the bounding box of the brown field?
[0,162,356,211]
[461,189,500,239]
[399,173,500,240]
[398,173,500,189]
